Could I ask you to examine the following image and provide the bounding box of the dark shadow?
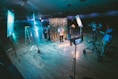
[82,77,94,79]
[105,46,118,58]
[0,39,24,79]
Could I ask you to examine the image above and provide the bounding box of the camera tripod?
[83,31,99,54]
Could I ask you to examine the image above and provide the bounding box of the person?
[68,26,72,40]
[100,24,113,57]
[98,23,103,29]
[68,24,76,40]
[43,26,48,40]
[88,22,98,42]
[58,26,64,42]
[89,22,102,42]
[92,22,98,42]
[47,24,51,41]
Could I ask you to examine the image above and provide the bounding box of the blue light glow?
[12,33,17,42]
[90,13,99,17]
[34,26,39,37]
[7,10,15,37]
[106,11,118,16]
[67,16,74,20]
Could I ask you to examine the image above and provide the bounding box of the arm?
[99,31,106,35]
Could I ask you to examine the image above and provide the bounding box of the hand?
[99,31,105,35]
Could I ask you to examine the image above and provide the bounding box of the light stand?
[25,26,40,53]
[70,37,82,79]
[73,44,76,79]
[25,26,32,44]
[83,30,98,54]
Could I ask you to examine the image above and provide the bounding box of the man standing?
[43,26,48,40]
[100,25,113,57]
[58,26,64,42]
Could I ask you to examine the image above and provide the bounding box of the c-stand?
[70,37,82,79]
[83,30,98,54]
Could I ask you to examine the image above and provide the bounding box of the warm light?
[58,43,70,48]
[71,24,75,28]
[71,51,80,60]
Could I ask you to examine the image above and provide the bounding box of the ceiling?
[0,0,118,19]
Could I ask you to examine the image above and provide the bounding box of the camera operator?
[89,22,102,42]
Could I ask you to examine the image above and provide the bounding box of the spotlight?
[41,20,44,22]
